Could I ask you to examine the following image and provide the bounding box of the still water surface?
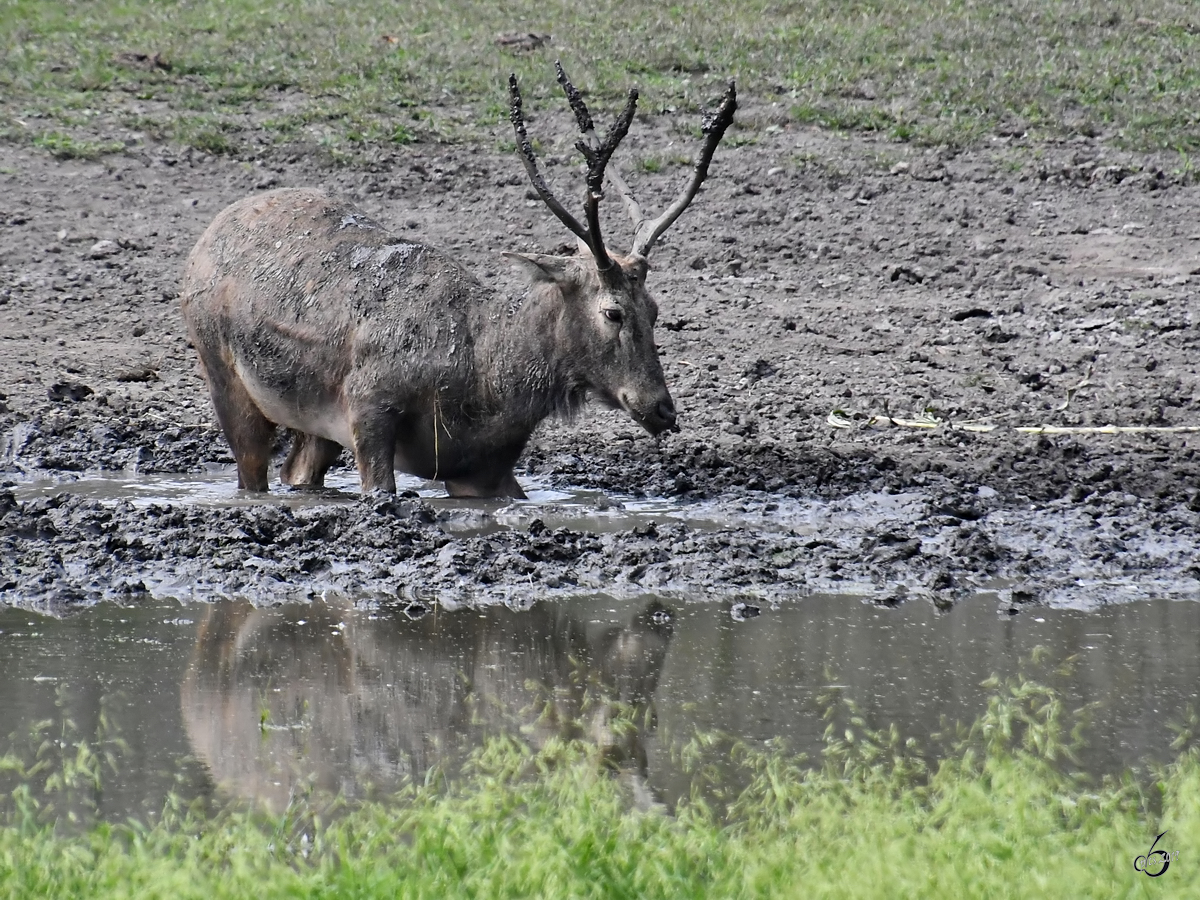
[1,593,1197,820]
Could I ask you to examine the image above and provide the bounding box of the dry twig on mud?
[828,409,1200,436]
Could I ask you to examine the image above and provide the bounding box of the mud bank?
[2,120,1199,613]
[2,473,1197,613]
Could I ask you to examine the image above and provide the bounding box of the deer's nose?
[656,398,679,432]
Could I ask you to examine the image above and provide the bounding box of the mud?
[2,111,1199,613]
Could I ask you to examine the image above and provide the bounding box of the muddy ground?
[2,106,1199,614]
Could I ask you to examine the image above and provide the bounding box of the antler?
[626,81,737,257]
[553,62,638,266]
[554,68,737,258]
[508,74,589,247]
[510,65,736,266]
[509,68,637,272]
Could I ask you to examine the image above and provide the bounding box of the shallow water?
[1,592,1196,821]
[9,468,805,535]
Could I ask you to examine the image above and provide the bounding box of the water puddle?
[9,467,920,537]
[1,593,1196,821]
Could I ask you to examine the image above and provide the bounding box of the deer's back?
[181,188,495,446]
[182,187,486,333]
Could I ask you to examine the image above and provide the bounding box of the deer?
[180,63,736,498]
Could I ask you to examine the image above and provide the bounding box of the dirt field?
[2,109,1199,613]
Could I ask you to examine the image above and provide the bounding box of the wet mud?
[2,116,1199,613]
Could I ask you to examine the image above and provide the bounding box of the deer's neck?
[477,287,583,428]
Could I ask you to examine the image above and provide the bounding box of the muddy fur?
[181,188,674,497]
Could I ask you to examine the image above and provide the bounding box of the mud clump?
[3,477,1197,613]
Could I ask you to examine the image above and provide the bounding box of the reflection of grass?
[3,662,1199,896]
[2,1,1199,159]
[0,684,127,829]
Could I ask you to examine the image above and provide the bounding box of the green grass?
[1,1,1199,159]
[29,130,125,159]
[2,662,1197,898]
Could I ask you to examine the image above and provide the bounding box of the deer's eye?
[603,308,624,324]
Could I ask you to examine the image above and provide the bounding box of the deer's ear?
[503,251,577,285]
[624,255,650,282]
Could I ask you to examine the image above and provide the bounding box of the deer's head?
[507,63,737,436]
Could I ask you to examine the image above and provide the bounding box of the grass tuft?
[30,131,124,160]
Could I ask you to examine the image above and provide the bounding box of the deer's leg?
[349,411,398,493]
[281,431,343,488]
[197,349,275,492]
[444,470,527,499]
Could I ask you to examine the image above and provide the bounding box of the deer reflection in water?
[181,598,673,812]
